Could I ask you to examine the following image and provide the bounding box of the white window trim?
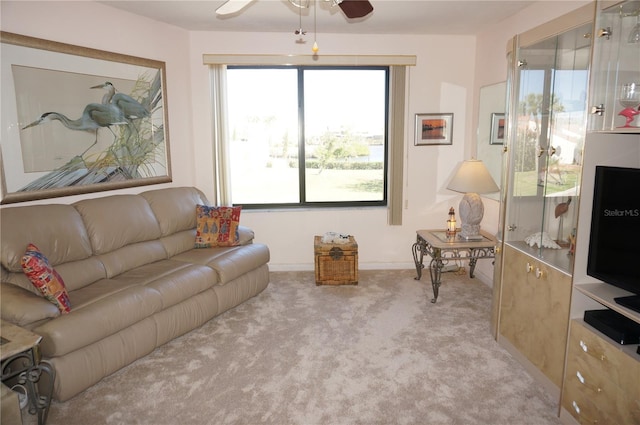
[203,54,416,67]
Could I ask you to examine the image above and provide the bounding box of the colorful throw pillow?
[21,244,71,314]
[195,205,242,248]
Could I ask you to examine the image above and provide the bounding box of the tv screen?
[587,166,640,312]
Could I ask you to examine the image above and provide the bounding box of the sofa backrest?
[140,187,208,235]
[73,194,165,277]
[1,187,235,291]
[0,204,101,294]
[1,204,92,271]
[140,187,210,257]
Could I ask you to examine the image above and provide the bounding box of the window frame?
[226,65,390,210]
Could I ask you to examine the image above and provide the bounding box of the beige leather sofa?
[0,187,270,401]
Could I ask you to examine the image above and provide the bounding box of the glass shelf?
[589,0,640,132]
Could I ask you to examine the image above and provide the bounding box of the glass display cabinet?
[589,0,640,132]
[503,18,592,275]
[495,3,640,420]
[495,3,595,400]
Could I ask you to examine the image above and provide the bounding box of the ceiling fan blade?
[216,0,256,15]
[338,0,374,19]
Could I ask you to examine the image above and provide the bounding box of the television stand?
[614,295,640,314]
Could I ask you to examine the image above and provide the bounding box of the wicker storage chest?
[314,235,358,285]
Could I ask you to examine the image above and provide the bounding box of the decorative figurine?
[525,232,561,249]
[618,83,640,128]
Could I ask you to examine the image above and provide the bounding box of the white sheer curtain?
[209,64,232,206]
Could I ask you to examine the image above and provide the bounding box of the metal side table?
[1,320,55,425]
[412,229,496,303]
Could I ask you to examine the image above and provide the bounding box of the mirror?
[477,81,506,200]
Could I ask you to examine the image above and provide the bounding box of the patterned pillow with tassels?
[21,243,71,314]
[195,205,242,248]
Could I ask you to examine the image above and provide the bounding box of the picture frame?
[490,113,505,145]
[414,113,453,146]
[0,31,171,204]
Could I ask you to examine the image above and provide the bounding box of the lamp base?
[458,233,484,241]
[458,192,484,239]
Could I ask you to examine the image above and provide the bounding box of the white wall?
[1,0,591,277]
[189,31,476,270]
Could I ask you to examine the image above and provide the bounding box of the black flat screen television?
[587,165,640,314]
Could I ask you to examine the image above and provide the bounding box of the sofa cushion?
[113,261,217,308]
[54,257,107,292]
[1,204,92,273]
[195,205,241,248]
[68,279,141,309]
[35,284,163,357]
[141,187,208,236]
[73,195,162,255]
[159,226,255,258]
[172,243,270,285]
[21,244,71,314]
[97,240,167,278]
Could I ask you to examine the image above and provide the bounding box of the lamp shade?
[447,159,499,194]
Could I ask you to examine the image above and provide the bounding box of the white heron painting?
[0,31,170,204]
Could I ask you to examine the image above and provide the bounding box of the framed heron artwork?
[0,31,171,204]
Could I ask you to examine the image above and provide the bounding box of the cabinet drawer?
[563,320,640,424]
[564,357,640,424]
[568,320,640,400]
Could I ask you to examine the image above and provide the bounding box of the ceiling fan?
[216,0,374,19]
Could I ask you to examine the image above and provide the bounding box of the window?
[226,66,389,208]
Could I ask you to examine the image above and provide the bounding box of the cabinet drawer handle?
[535,267,543,279]
[572,400,580,414]
[526,262,533,273]
[579,340,606,362]
[576,371,602,394]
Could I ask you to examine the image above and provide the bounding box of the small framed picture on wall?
[414,113,453,146]
[490,113,505,145]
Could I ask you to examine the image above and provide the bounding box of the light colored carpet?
[44,270,562,425]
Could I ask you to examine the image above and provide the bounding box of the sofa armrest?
[238,226,255,246]
[1,282,59,327]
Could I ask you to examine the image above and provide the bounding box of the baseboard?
[473,269,493,287]
[269,263,496,283]
[269,262,417,272]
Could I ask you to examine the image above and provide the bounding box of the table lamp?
[447,159,499,240]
